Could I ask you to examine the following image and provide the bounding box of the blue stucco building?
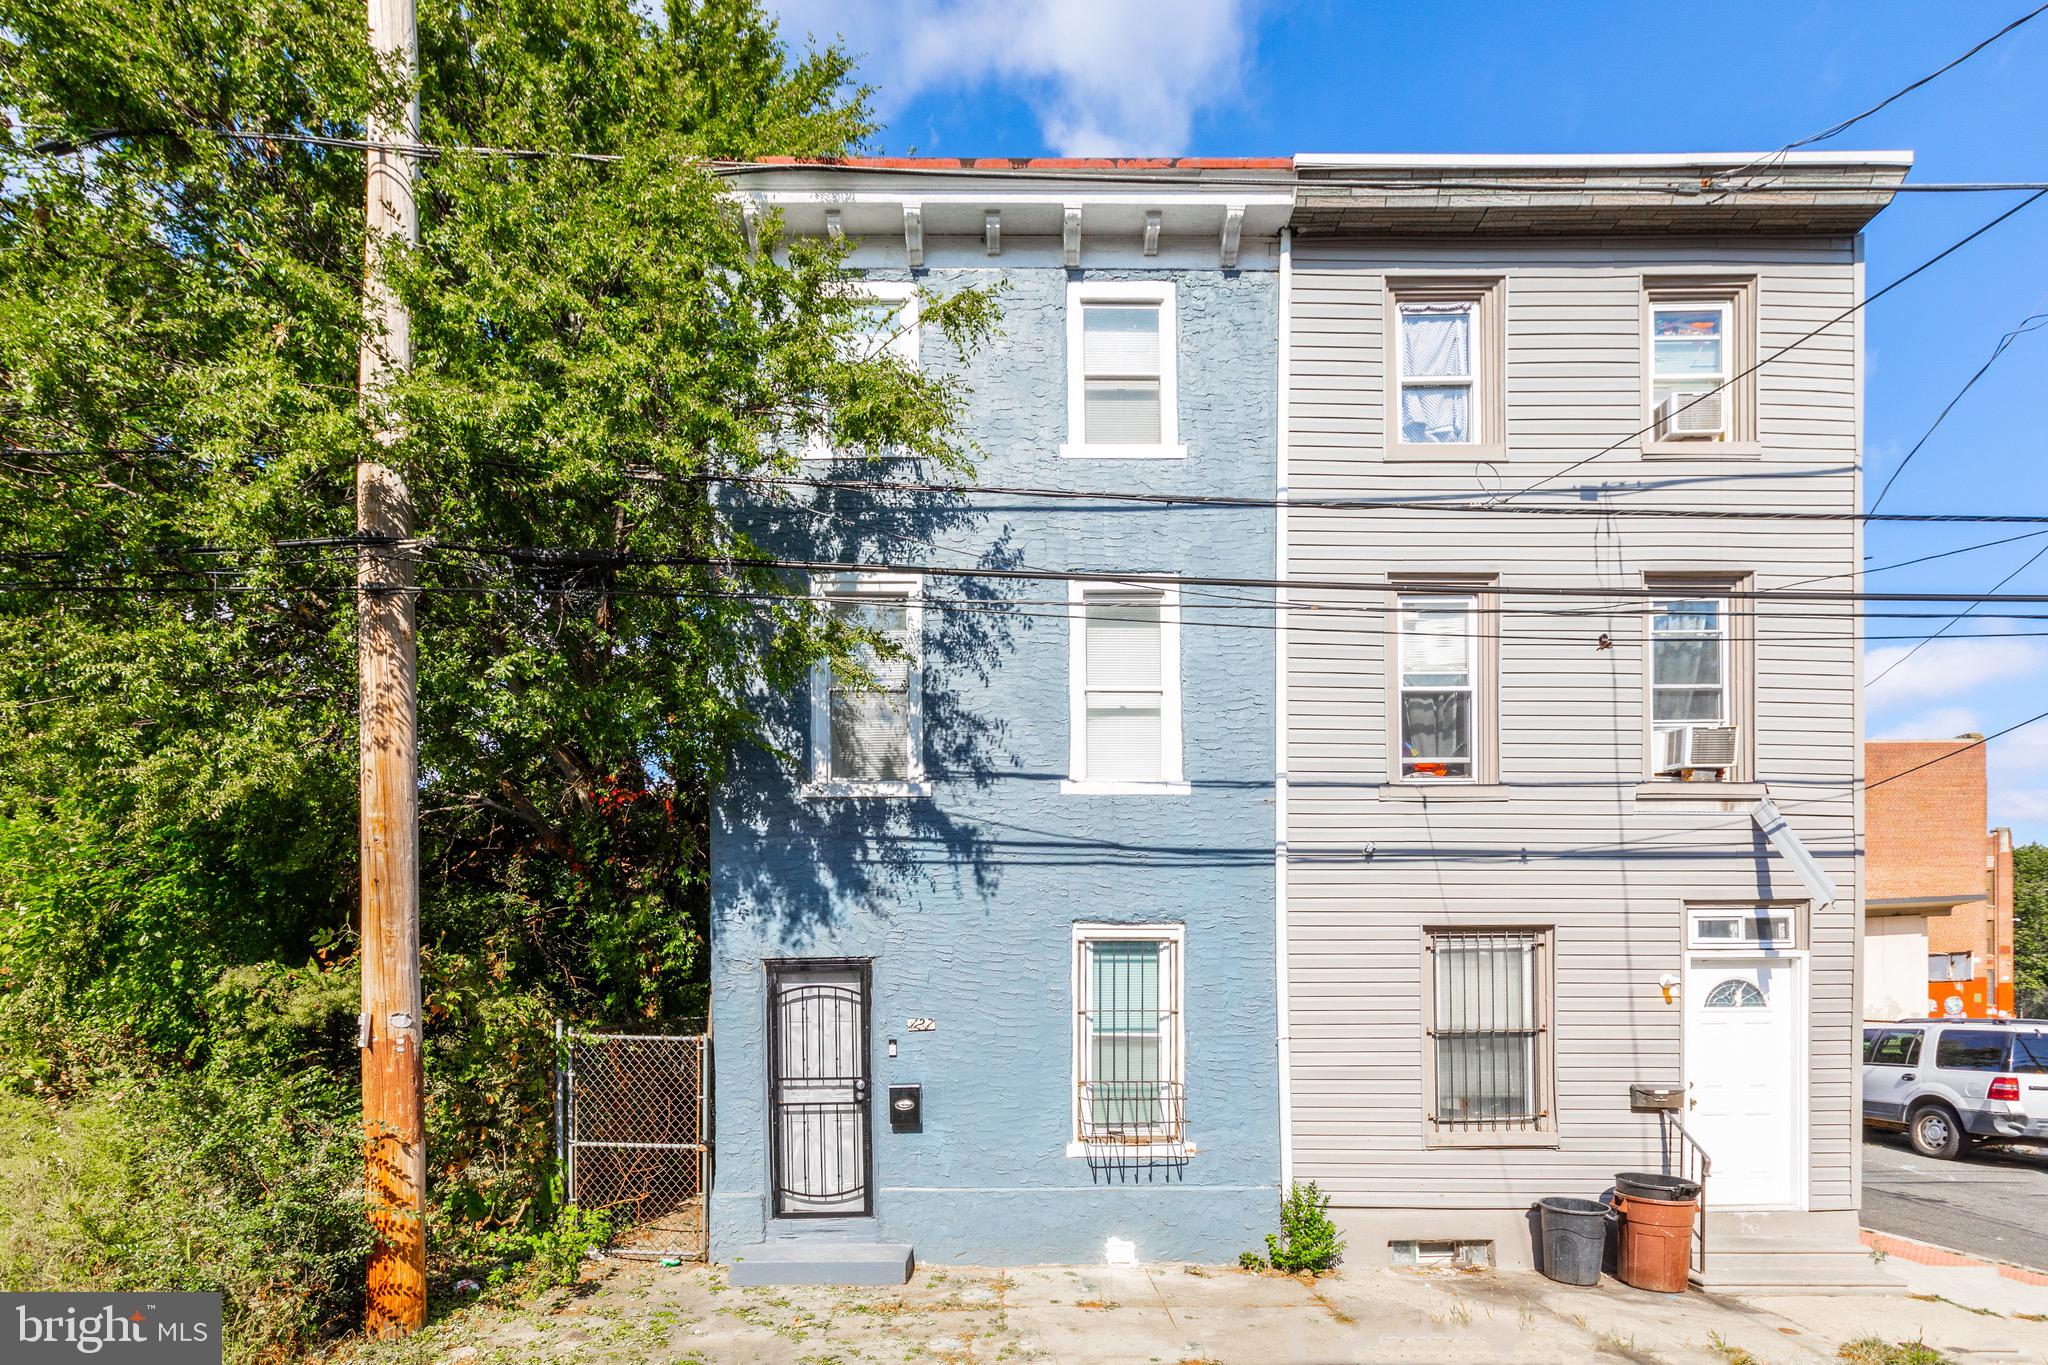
[711,162,1292,1272]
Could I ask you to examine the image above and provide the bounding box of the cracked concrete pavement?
[335,1255,2048,1365]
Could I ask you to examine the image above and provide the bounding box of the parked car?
[1862,1019,2048,1159]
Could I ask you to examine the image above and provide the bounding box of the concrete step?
[1696,1249,1904,1297]
[765,1216,881,1243]
[727,1240,915,1287]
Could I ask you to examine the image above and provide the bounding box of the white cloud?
[1864,635,2048,706]
[769,0,1257,155]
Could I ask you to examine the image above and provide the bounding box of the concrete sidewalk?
[342,1257,2048,1365]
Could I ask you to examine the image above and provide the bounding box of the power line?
[1487,186,2048,508]
[1867,301,2048,511]
[1867,538,2048,688]
[1712,2,2048,186]
[731,473,2048,525]
[1862,703,2048,795]
[27,534,2048,609]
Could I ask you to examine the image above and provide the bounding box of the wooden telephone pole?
[359,0,425,1336]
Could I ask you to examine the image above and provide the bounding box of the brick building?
[1864,737,2015,1019]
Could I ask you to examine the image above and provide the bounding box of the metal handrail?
[1658,1110,1712,1277]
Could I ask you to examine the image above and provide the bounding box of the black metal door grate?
[768,960,872,1218]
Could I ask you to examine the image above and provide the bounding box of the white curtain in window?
[1401,601,1472,687]
[1400,385,1469,444]
[1400,303,1471,378]
[1436,940,1532,1032]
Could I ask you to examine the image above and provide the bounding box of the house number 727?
[905,1017,937,1032]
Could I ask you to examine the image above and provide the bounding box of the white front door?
[1685,957,1801,1208]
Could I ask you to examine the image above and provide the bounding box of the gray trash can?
[1537,1196,1610,1286]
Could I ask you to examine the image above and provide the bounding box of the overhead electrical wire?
[1710,2,2048,186]
[1486,186,2048,508]
[726,473,2048,525]
[1866,538,2048,689]
[1867,301,2048,512]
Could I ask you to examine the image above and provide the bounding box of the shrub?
[482,1203,614,1293]
[1245,1181,1345,1275]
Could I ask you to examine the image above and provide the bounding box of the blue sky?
[768,0,2048,841]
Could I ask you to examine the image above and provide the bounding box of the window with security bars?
[1075,930,1183,1144]
[1427,929,1551,1136]
[808,580,922,791]
[1072,587,1179,786]
[1398,593,1477,781]
[1081,303,1164,445]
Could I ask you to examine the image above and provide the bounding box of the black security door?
[767,959,872,1217]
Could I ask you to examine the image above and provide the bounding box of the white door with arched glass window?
[1685,958,1801,1208]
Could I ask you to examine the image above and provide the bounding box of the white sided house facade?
[1275,153,1910,1290]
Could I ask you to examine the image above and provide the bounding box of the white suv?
[1862,1020,2048,1159]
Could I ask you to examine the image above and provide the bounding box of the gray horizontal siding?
[1284,237,1863,1216]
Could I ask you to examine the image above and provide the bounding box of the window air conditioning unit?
[1656,390,1724,439]
[1657,724,1739,775]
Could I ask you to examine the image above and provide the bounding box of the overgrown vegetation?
[0,0,995,1357]
[1239,1181,1346,1275]
[2014,842,2047,1016]
[1837,1337,1954,1365]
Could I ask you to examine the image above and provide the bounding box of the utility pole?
[359,0,425,1337]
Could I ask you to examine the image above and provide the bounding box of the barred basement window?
[1073,925,1185,1148]
[1426,929,1553,1142]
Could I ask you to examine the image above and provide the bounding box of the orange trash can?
[1614,1192,1695,1293]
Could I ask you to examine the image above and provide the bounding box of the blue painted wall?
[710,261,1280,1265]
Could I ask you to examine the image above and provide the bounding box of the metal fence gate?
[555,1023,710,1260]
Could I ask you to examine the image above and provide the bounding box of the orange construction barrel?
[1614,1191,1695,1292]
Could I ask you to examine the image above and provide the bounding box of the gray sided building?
[712,161,1293,1274]
[1276,153,1909,1289]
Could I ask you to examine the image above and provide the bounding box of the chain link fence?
[555,1023,710,1260]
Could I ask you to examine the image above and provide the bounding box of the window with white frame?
[807,576,924,794]
[1063,282,1181,457]
[1397,593,1479,782]
[1067,584,1183,791]
[807,281,918,460]
[1426,928,1552,1139]
[1073,924,1184,1146]
[1649,302,1729,439]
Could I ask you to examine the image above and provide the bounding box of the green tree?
[2015,842,2048,1016]
[0,0,996,1346]
[1,0,994,1035]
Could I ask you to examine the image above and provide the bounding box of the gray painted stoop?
[728,1218,915,1287]
[1692,1211,1902,1296]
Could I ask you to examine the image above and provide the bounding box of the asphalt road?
[1863,1128,2048,1269]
